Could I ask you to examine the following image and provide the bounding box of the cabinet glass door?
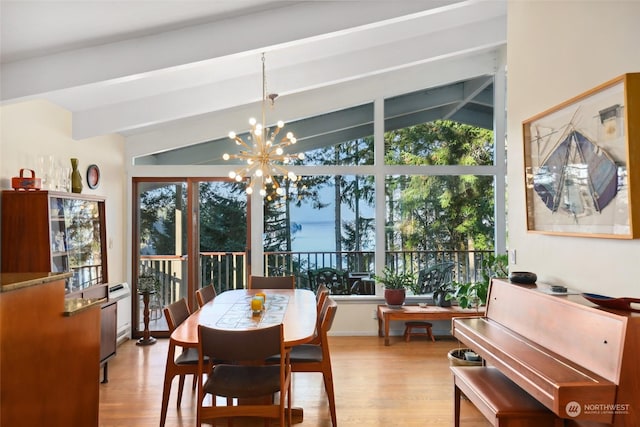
[50,196,104,293]
[49,198,69,274]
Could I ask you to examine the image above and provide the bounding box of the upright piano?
[452,278,639,427]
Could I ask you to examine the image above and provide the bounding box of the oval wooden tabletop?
[170,288,317,347]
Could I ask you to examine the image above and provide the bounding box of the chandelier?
[223,53,304,197]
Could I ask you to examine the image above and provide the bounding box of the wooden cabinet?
[1,273,101,426]
[1,190,108,295]
[100,299,117,382]
[1,190,116,375]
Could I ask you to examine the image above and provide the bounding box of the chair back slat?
[320,298,338,338]
[196,323,291,426]
[316,283,330,308]
[199,323,283,362]
[249,275,295,289]
[164,298,191,331]
[196,285,217,307]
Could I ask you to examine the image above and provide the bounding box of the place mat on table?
[216,294,289,329]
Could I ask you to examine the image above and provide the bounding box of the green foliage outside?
[138,183,185,255]
[384,120,495,253]
[138,182,248,255]
[199,182,248,252]
[447,253,508,309]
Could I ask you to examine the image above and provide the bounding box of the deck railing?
[199,251,247,290]
[139,250,493,301]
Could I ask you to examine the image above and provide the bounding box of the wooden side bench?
[451,366,560,427]
[377,305,483,346]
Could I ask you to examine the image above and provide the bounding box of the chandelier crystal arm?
[231,134,251,149]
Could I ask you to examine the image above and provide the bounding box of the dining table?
[168,288,318,423]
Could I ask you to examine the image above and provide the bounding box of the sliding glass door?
[132,178,249,336]
[195,181,249,292]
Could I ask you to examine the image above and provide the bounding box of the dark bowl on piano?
[509,271,537,284]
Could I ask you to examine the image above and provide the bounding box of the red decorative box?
[11,169,42,191]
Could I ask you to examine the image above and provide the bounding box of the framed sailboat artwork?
[523,73,640,239]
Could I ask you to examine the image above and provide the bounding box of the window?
[132,75,505,297]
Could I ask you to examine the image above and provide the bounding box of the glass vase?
[70,158,83,193]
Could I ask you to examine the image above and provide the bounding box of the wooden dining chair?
[248,275,296,289]
[308,284,330,345]
[293,298,338,426]
[268,297,338,427]
[160,298,210,427]
[196,323,292,427]
[316,283,330,307]
[195,284,217,308]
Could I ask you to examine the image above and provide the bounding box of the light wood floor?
[99,335,491,427]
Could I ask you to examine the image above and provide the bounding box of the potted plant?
[137,274,161,346]
[446,253,508,311]
[446,253,508,364]
[446,280,486,311]
[432,282,454,307]
[138,274,160,294]
[373,267,415,308]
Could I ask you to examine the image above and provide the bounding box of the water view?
[291,220,336,252]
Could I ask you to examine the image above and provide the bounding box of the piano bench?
[403,321,435,342]
[451,366,560,427]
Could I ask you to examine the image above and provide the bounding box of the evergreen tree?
[138,184,187,255]
[198,182,247,252]
[384,120,495,253]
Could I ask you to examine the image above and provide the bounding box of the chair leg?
[454,384,461,427]
[287,377,292,427]
[228,403,234,427]
[177,374,186,407]
[160,346,176,427]
[322,367,337,427]
[160,376,171,427]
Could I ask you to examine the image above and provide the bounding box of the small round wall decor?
[86,164,100,189]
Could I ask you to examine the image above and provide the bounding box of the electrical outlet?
[510,249,517,264]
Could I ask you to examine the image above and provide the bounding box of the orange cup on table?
[251,296,263,313]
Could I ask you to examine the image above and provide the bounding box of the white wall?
[507,1,640,297]
[0,100,127,285]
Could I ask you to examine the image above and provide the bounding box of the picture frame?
[86,164,100,190]
[522,73,640,239]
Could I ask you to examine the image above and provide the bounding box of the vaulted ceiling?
[1,0,506,159]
